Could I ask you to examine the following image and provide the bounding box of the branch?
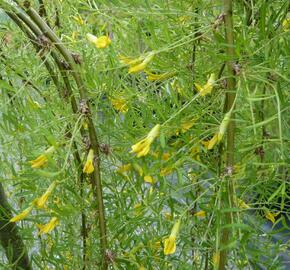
[0,183,32,270]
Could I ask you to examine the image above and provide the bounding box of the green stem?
[23,5,108,268]
[4,7,90,268]
[219,0,236,269]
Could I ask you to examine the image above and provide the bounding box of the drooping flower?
[38,217,59,234]
[282,18,290,31]
[86,33,111,49]
[236,198,250,209]
[162,152,170,161]
[160,167,173,176]
[10,206,33,222]
[144,175,155,184]
[83,149,94,174]
[145,71,175,81]
[194,73,216,96]
[29,146,55,169]
[72,31,78,42]
[164,219,181,255]
[72,15,84,25]
[207,111,232,150]
[119,52,155,74]
[264,209,279,224]
[190,146,200,161]
[132,163,144,176]
[128,53,155,74]
[28,97,42,109]
[119,55,141,65]
[213,252,220,268]
[33,181,57,209]
[180,118,195,133]
[117,163,132,174]
[111,98,129,113]
[194,210,206,218]
[131,124,161,157]
[164,212,173,221]
[134,203,142,216]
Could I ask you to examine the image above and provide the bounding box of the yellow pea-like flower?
[160,167,173,176]
[132,163,144,176]
[213,252,220,268]
[72,15,84,25]
[131,124,160,158]
[162,152,170,161]
[120,52,155,74]
[37,217,59,235]
[86,33,111,49]
[144,175,155,184]
[29,146,55,169]
[180,118,195,133]
[83,149,94,174]
[111,98,129,113]
[146,71,175,81]
[282,18,290,31]
[10,206,33,222]
[33,181,57,209]
[164,219,181,255]
[264,209,279,224]
[117,163,132,173]
[236,198,250,210]
[194,73,215,96]
[207,111,232,150]
[194,210,206,218]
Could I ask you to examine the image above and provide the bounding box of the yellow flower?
[134,203,142,216]
[180,118,195,133]
[164,212,173,221]
[144,175,155,184]
[83,121,88,130]
[145,71,175,81]
[38,217,59,234]
[264,210,279,224]
[72,15,84,25]
[162,152,170,161]
[194,210,206,218]
[282,18,290,31]
[131,124,161,157]
[194,73,215,96]
[207,134,219,150]
[86,33,111,49]
[29,146,55,169]
[207,111,231,150]
[72,31,78,41]
[33,181,57,209]
[10,206,33,222]
[164,219,181,255]
[236,198,250,210]
[28,97,42,109]
[117,163,132,174]
[83,149,94,174]
[119,52,154,74]
[139,266,146,270]
[119,55,141,65]
[132,163,144,176]
[213,252,220,268]
[160,167,173,176]
[190,146,200,161]
[111,98,128,113]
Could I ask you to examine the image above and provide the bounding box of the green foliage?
[0,0,289,269]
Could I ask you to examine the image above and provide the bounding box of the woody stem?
[219,0,236,269]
